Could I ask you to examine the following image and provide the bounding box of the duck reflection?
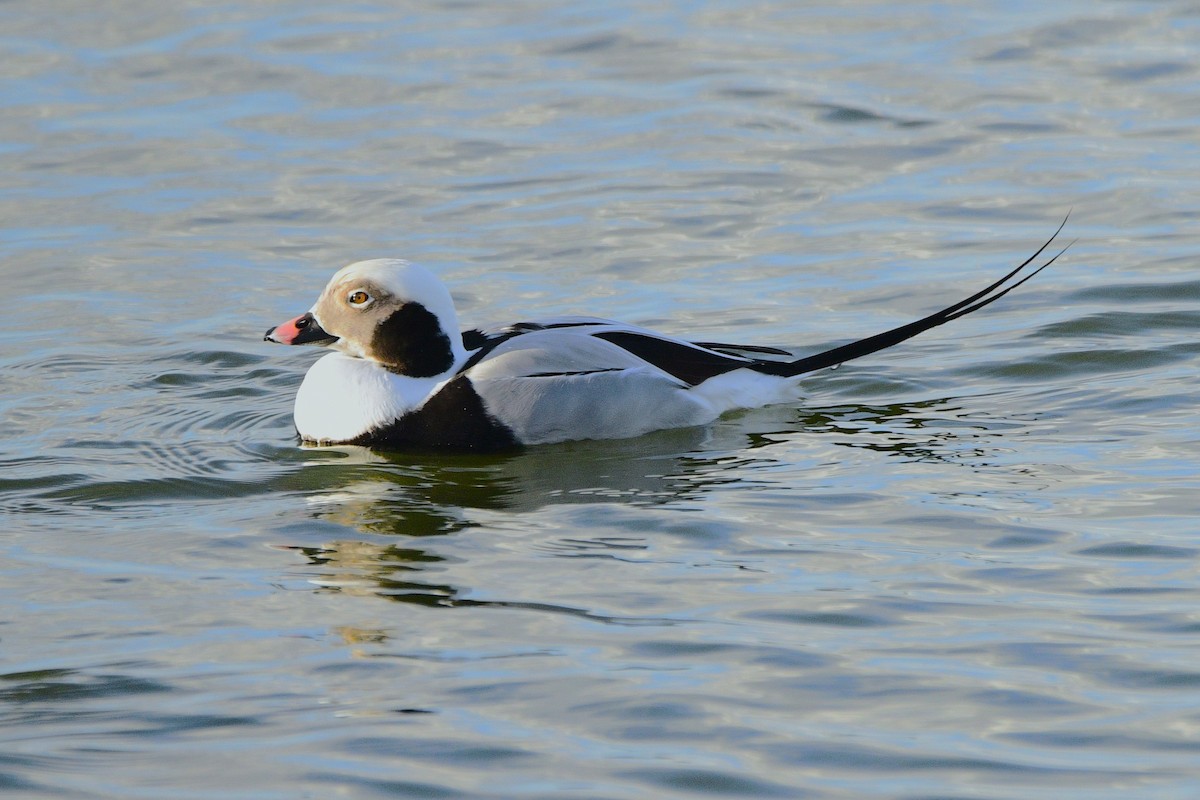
[762,396,1006,463]
[276,424,723,615]
[276,395,1008,609]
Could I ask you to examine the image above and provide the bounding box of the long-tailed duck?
[265,223,1067,451]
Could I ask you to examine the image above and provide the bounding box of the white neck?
[293,352,453,444]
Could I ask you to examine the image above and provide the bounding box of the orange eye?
[347,290,371,306]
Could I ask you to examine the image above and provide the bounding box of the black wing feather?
[694,341,794,357]
[593,330,754,386]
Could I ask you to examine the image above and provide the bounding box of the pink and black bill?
[264,312,339,346]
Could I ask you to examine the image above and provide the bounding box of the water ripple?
[6,1,1200,798]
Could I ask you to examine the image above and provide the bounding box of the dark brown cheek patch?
[371,302,455,377]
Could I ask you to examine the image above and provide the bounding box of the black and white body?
[264,225,1067,451]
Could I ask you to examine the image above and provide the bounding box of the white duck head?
[264,258,469,377]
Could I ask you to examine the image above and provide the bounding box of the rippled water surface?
[5,2,1200,797]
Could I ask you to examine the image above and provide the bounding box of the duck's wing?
[462,317,769,387]
[460,327,734,444]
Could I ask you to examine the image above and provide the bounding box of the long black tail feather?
[754,215,1071,378]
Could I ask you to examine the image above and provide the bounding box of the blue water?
[4,2,1200,798]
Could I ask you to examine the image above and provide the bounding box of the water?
[4,1,1200,797]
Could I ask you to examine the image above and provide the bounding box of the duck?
[264,223,1067,451]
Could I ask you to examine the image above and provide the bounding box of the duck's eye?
[347,290,372,307]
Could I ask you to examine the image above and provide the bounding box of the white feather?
[293,353,447,444]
